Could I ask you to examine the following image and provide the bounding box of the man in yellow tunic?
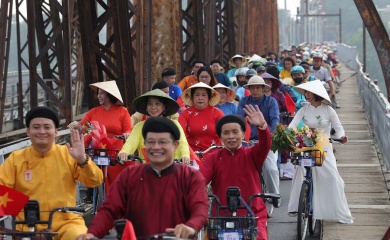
[0,106,103,239]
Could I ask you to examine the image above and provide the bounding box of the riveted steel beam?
[203,0,235,68]
[223,0,279,62]
[148,0,182,88]
[0,0,13,132]
[78,0,136,111]
[26,0,72,124]
[13,0,30,131]
[135,0,152,94]
[181,0,205,77]
[354,0,390,101]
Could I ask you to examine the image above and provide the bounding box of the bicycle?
[0,200,85,239]
[291,138,342,240]
[206,186,280,240]
[85,147,142,214]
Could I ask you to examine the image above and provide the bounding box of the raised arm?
[243,105,271,170]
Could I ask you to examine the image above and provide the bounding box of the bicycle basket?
[206,215,258,240]
[291,149,326,166]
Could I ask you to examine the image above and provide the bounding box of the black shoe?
[273,198,282,208]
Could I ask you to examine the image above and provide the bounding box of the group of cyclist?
[0,41,353,240]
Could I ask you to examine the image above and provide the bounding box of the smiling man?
[79,117,208,240]
[0,106,103,239]
[200,106,271,240]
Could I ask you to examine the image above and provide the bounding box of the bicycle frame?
[304,167,315,221]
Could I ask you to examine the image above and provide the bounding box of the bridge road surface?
[268,179,320,239]
[319,64,390,239]
[269,62,390,239]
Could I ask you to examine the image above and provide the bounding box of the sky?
[277,0,300,18]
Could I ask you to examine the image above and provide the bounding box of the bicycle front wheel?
[297,181,309,240]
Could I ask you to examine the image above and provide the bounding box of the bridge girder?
[0,0,280,133]
[354,0,390,102]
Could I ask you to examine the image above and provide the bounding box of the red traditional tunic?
[87,163,209,239]
[178,105,224,152]
[200,127,271,240]
[81,105,132,190]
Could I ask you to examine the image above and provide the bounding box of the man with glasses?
[77,117,208,240]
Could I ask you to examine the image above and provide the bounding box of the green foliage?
[271,124,294,153]
[326,0,389,98]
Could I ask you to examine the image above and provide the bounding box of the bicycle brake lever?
[116,158,125,166]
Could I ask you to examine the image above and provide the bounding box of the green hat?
[132,89,179,116]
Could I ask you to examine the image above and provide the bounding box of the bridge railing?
[337,43,390,170]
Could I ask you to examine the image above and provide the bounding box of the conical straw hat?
[228,54,247,68]
[181,82,220,106]
[89,80,124,105]
[132,89,179,116]
[212,83,236,102]
[294,80,331,105]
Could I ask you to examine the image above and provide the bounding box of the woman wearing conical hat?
[178,82,224,152]
[69,80,132,201]
[287,80,353,224]
[119,89,191,165]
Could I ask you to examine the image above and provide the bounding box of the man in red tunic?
[200,105,272,240]
[77,117,208,239]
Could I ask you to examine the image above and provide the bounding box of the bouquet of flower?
[271,124,294,153]
[271,124,329,154]
[69,122,95,135]
[69,121,118,149]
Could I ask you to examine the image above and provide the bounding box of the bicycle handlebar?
[13,204,86,233]
[208,193,280,213]
[173,158,193,166]
[329,138,343,143]
[194,144,223,157]
[47,207,86,230]
[248,193,280,208]
[147,233,191,239]
[116,155,143,166]
[109,135,126,140]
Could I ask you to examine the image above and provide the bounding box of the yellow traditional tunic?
[0,144,103,239]
[120,119,190,161]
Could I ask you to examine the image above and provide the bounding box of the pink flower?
[307,132,312,138]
